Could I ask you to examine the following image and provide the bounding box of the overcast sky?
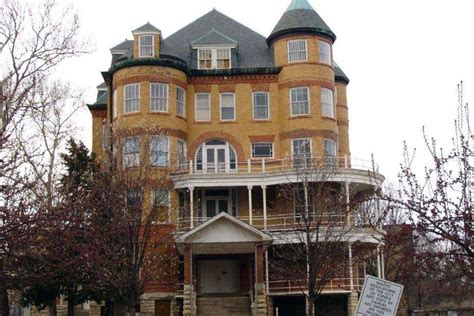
[55,0,474,183]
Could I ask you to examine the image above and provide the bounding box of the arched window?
[195,139,237,173]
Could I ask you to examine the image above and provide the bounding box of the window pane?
[321,88,334,118]
[151,136,169,167]
[220,93,235,120]
[252,143,273,158]
[139,35,153,57]
[124,84,140,113]
[199,49,212,69]
[288,40,307,62]
[123,137,139,168]
[195,94,210,121]
[290,87,309,115]
[150,83,168,112]
[319,41,332,65]
[176,87,186,117]
[253,92,269,119]
[324,140,336,157]
[113,90,117,118]
[177,139,187,170]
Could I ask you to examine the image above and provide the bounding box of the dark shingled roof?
[191,29,238,46]
[268,1,336,45]
[334,62,350,84]
[110,39,133,52]
[161,9,274,68]
[133,22,160,33]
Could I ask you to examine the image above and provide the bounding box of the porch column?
[345,181,351,226]
[376,193,381,229]
[376,244,381,278]
[183,246,195,316]
[189,187,194,229]
[381,244,385,279]
[348,243,354,290]
[255,245,267,315]
[248,185,253,225]
[261,185,267,230]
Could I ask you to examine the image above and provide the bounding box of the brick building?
[87,0,385,315]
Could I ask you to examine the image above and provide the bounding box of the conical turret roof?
[267,0,335,45]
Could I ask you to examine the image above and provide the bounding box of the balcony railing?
[171,156,379,176]
[176,213,367,233]
[268,277,364,293]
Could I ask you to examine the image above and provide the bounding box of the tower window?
[288,40,307,62]
[150,136,169,167]
[198,48,231,69]
[124,84,140,113]
[290,87,310,116]
[150,83,168,112]
[176,87,186,117]
[151,188,170,222]
[138,35,154,57]
[253,92,270,120]
[177,139,187,170]
[319,41,332,65]
[195,93,211,121]
[123,137,140,168]
[321,88,334,118]
[112,89,117,118]
[220,93,235,121]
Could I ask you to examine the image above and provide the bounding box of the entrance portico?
[176,212,272,316]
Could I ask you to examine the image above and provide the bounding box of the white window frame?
[220,93,235,121]
[252,91,270,120]
[290,87,310,116]
[176,86,186,117]
[177,139,187,170]
[138,34,154,58]
[151,188,171,223]
[287,40,308,63]
[321,87,335,118]
[150,135,170,167]
[149,83,169,112]
[251,142,274,159]
[323,139,337,157]
[197,47,232,70]
[123,136,140,168]
[112,89,117,118]
[195,93,211,121]
[319,41,332,65]
[123,84,140,114]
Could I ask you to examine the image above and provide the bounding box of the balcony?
[171,156,384,189]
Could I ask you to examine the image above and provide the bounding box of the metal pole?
[248,185,253,225]
[348,243,354,290]
[265,250,269,295]
[189,187,194,229]
[262,186,267,230]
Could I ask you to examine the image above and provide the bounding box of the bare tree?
[270,155,376,315]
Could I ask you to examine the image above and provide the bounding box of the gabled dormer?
[190,29,238,70]
[132,22,161,59]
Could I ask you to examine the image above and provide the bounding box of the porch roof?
[175,212,272,254]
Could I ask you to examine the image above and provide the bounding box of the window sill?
[148,111,171,116]
[176,115,187,121]
[219,120,237,124]
[123,111,142,117]
[289,115,312,119]
[252,119,272,123]
[193,121,212,124]
[322,116,336,122]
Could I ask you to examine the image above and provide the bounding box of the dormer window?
[198,48,231,70]
[139,35,154,57]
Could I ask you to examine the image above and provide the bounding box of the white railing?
[268,277,364,293]
[171,156,379,176]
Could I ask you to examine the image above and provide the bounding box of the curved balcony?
[171,156,384,189]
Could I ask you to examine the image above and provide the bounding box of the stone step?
[197,295,251,316]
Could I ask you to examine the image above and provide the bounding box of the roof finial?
[286,0,314,11]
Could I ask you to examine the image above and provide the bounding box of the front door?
[198,260,239,294]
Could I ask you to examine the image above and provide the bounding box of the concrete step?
[197,295,251,316]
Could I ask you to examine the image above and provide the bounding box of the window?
[290,87,310,116]
[195,93,210,121]
[288,40,307,62]
[124,84,140,113]
[123,137,140,168]
[138,35,153,57]
[150,83,168,112]
[151,188,170,222]
[220,93,235,121]
[292,138,312,167]
[321,88,334,118]
[176,87,186,117]
[252,143,273,158]
[113,89,117,118]
[198,48,231,69]
[127,188,142,208]
[253,92,270,120]
[177,139,187,170]
[324,139,337,166]
[150,136,169,167]
[319,41,332,65]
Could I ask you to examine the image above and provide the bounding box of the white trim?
[197,47,232,70]
[251,142,274,159]
[195,93,211,121]
[287,39,308,63]
[219,92,236,121]
[252,91,270,120]
[289,87,311,116]
[138,34,154,58]
[123,83,140,114]
[192,44,237,49]
[149,82,169,112]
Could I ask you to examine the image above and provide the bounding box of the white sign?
[356,275,404,316]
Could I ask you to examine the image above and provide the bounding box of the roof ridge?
[190,28,238,45]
